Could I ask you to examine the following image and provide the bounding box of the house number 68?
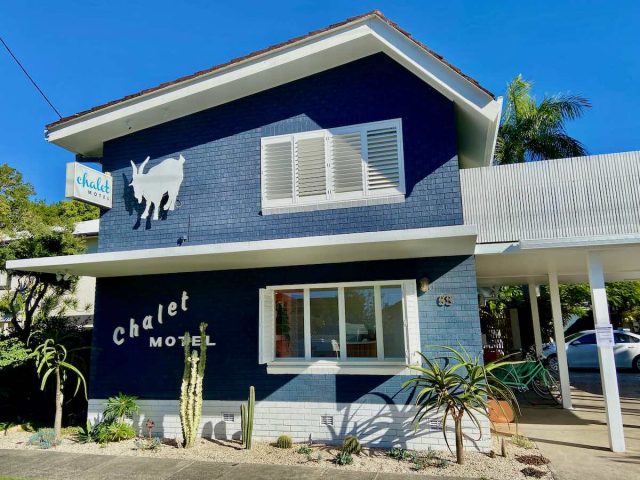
[437,295,454,306]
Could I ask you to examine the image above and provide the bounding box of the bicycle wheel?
[532,369,562,404]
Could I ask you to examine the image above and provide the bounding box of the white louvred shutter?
[258,288,275,364]
[295,135,327,198]
[366,125,402,194]
[330,132,363,195]
[403,280,421,365]
[262,139,293,203]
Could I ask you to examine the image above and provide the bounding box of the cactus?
[241,385,255,449]
[342,435,361,454]
[179,322,208,448]
[275,434,293,449]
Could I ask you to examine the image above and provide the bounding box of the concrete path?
[0,448,456,480]
[516,371,640,480]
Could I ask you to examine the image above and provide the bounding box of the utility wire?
[0,36,62,118]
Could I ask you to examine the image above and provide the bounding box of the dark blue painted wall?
[98,53,461,253]
[89,256,481,404]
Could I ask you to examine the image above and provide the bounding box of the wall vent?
[428,418,442,431]
[222,413,235,423]
[320,415,334,426]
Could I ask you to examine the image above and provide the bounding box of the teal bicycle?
[493,356,562,404]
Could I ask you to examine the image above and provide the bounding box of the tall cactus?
[179,322,208,448]
[241,385,255,449]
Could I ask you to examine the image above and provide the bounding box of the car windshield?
[565,332,584,342]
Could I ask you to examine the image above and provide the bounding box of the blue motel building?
[11,12,637,452]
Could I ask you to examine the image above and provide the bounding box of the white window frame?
[260,279,420,375]
[260,119,406,215]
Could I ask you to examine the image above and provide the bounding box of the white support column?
[528,283,543,357]
[548,272,573,409]
[587,251,625,453]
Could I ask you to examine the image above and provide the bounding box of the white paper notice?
[595,325,614,347]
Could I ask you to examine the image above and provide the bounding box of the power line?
[0,36,62,119]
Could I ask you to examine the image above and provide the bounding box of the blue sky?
[1,1,638,202]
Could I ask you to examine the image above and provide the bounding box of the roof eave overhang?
[46,15,499,168]
[7,225,477,278]
[474,234,640,286]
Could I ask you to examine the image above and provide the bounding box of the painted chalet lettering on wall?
[129,155,185,220]
[111,291,216,348]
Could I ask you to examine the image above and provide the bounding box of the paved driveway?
[518,370,640,480]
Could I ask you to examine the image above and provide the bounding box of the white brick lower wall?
[88,399,491,452]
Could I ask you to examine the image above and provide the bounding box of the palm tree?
[29,336,87,441]
[495,75,591,164]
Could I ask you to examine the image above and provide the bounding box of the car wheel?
[633,355,640,373]
[547,354,559,372]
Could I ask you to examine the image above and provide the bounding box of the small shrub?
[75,421,98,444]
[434,458,449,469]
[388,447,412,461]
[521,467,546,478]
[103,393,140,423]
[424,447,438,461]
[512,434,534,449]
[334,451,353,466]
[296,445,312,455]
[341,435,361,454]
[516,455,550,466]
[27,429,60,449]
[135,437,162,451]
[275,434,292,449]
[96,422,135,443]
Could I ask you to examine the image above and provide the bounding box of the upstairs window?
[261,119,405,213]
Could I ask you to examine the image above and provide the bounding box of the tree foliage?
[495,75,591,164]
[0,163,98,343]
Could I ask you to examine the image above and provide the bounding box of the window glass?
[344,287,377,358]
[381,286,404,358]
[274,290,305,358]
[310,288,340,358]
[574,333,596,345]
[614,333,639,344]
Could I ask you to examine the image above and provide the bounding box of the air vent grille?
[320,415,334,426]
[222,413,235,422]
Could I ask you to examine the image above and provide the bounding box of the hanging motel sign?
[65,162,112,208]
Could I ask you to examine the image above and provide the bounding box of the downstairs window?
[258,280,421,374]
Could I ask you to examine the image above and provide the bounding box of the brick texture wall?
[98,53,461,252]
[89,256,481,405]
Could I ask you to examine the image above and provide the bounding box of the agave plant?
[402,346,517,465]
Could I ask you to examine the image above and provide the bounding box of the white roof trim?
[7,225,477,278]
[46,16,499,168]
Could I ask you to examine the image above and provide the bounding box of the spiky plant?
[241,385,255,449]
[402,346,517,465]
[275,434,292,449]
[179,322,208,448]
[103,393,140,424]
[342,435,361,454]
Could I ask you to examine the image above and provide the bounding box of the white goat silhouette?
[129,155,185,220]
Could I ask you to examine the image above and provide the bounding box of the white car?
[543,330,640,371]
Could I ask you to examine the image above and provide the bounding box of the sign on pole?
[65,162,112,209]
[595,324,615,348]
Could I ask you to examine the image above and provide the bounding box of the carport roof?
[475,234,640,286]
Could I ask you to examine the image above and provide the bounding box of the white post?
[548,272,573,409]
[528,283,543,357]
[587,251,625,453]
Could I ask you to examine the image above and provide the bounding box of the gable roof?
[46,11,502,168]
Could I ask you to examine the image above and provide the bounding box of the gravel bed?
[0,431,552,479]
